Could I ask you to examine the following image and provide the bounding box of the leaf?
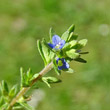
[13,106,23,109]
[42,78,51,88]
[67,24,75,33]
[42,39,55,64]
[62,43,70,50]
[20,68,33,87]
[66,49,79,59]
[42,77,61,88]
[67,32,78,42]
[1,80,9,96]
[49,27,55,42]
[37,40,47,65]
[20,68,29,87]
[79,52,89,54]
[9,85,17,98]
[69,40,77,48]
[61,31,69,42]
[53,59,61,75]
[76,39,88,49]
[19,102,33,110]
[0,103,8,110]
[42,41,50,63]
[30,73,39,81]
[74,58,87,63]
[0,96,5,106]
[38,39,55,66]
[20,67,24,88]
[43,77,61,83]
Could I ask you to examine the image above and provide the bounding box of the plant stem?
[8,62,53,110]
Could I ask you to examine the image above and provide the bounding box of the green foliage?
[0,24,88,110]
[42,77,61,88]
[0,81,18,110]
[19,102,33,110]
[0,0,110,109]
[49,27,55,42]
[20,68,34,87]
[0,80,9,96]
[9,85,17,98]
[37,39,55,66]
[61,24,75,42]
[74,57,87,63]
[66,49,79,59]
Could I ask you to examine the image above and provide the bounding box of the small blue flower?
[48,35,65,50]
[56,58,69,70]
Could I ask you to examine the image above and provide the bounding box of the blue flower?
[48,35,65,50]
[56,58,69,70]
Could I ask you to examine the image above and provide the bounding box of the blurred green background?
[0,0,110,110]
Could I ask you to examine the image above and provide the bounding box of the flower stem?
[8,62,53,110]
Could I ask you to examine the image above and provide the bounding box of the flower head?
[56,58,69,70]
[48,35,65,50]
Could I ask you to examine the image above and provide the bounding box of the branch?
[8,62,53,110]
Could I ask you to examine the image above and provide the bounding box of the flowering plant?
[0,24,88,110]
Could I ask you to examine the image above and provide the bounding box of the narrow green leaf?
[74,58,87,63]
[42,78,51,88]
[0,96,4,106]
[79,52,89,54]
[1,80,9,96]
[37,40,47,65]
[9,85,17,98]
[67,32,78,41]
[20,68,31,87]
[30,73,39,81]
[42,39,55,65]
[43,77,61,83]
[49,27,55,42]
[20,67,24,88]
[68,24,75,33]
[19,102,33,110]
[42,77,61,88]
[0,103,8,110]
[13,106,23,109]
[42,40,51,65]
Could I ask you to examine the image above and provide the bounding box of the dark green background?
[0,0,110,110]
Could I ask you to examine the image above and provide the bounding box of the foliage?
[0,25,88,110]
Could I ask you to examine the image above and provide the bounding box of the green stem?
[8,62,53,110]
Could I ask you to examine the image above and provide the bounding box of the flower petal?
[48,43,55,48]
[65,62,69,68]
[56,58,60,64]
[52,35,61,45]
[58,66,63,70]
[59,40,65,49]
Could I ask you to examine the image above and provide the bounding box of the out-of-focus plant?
[0,24,88,110]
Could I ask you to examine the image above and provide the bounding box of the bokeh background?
[0,0,110,110]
